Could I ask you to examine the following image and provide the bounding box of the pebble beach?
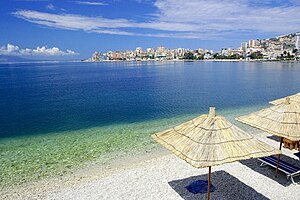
[2,131,299,200]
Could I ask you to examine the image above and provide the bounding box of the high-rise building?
[248,40,259,48]
[241,42,248,51]
[296,34,300,49]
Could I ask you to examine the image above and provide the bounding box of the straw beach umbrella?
[270,92,300,105]
[236,98,300,141]
[236,98,300,175]
[152,107,280,200]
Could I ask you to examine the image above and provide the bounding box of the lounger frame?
[258,156,300,184]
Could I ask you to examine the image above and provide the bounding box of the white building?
[155,46,167,58]
[92,51,100,61]
[176,48,185,57]
[204,53,213,59]
[146,48,154,53]
[248,40,260,48]
[296,34,300,49]
[198,48,210,55]
[241,42,248,51]
[220,48,230,56]
[135,47,143,55]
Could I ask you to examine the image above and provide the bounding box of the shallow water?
[0,61,300,185]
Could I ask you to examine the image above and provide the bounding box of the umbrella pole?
[275,137,283,177]
[207,166,211,200]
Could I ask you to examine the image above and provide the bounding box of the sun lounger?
[258,156,300,184]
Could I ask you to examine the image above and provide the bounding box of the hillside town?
[84,32,300,62]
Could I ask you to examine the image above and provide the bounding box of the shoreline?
[2,131,300,200]
[0,146,170,200]
[1,59,299,65]
[81,59,300,63]
[1,61,300,199]
[0,104,273,190]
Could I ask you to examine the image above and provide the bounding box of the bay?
[0,61,299,186]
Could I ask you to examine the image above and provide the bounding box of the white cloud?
[12,10,219,38]
[46,4,55,10]
[153,0,300,33]
[12,0,300,39]
[0,44,78,56]
[74,1,107,6]
[6,44,20,53]
[15,0,49,1]
[14,10,132,30]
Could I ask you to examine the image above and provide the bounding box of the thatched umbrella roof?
[152,107,280,168]
[236,98,300,141]
[270,92,300,105]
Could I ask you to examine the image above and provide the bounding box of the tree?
[196,54,204,60]
[249,52,263,59]
[228,54,242,59]
[183,52,195,60]
[293,49,298,54]
[213,53,219,59]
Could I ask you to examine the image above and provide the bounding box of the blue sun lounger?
[258,156,300,184]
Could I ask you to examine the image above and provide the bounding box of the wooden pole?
[207,166,211,200]
[275,137,283,177]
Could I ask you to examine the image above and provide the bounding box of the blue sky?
[0,0,300,60]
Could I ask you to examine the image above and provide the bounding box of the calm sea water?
[1,61,300,185]
[0,61,300,138]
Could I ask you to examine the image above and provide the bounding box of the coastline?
[81,59,300,63]
[0,104,271,189]
[0,104,275,197]
[1,58,299,65]
[2,131,300,200]
[0,146,170,200]
[0,104,273,190]
[1,61,300,199]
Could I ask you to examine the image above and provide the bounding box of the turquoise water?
[0,61,300,186]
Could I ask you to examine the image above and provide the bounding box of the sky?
[0,0,300,60]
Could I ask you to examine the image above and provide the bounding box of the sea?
[1,61,300,185]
